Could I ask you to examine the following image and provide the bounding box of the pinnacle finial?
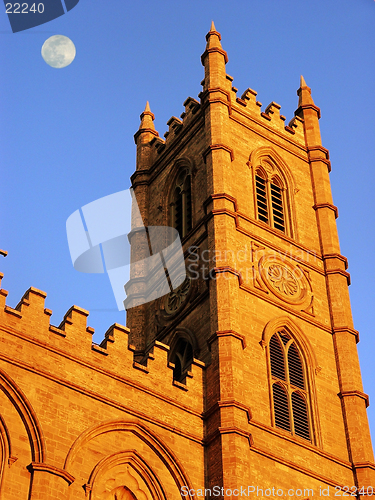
[297,75,314,107]
[138,101,155,131]
[295,74,321,120]
[205,20,222,43]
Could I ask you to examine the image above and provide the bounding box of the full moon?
[41,35,76,69]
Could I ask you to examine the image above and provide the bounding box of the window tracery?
[255,169,286,233]
[268,330,311,441]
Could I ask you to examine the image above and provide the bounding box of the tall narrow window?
[171,169,192,239]
[255,173,269,224]
[255,169,286,233]
[268,331,311,441]
[270,181,285,232]
[273,384,290,432]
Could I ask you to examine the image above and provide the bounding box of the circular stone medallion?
[165,276,191,315]
[259,256,308,305]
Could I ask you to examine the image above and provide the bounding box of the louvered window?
[255,175,269,224]
[292,392,310,440]
[273,384,290,431]
[171,169,192,239]
[271,182,285,232]
[255,170,286,234]
[268,331,311,441]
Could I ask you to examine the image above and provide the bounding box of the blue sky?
[1,0,374,439]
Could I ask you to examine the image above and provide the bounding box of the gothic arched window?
[268,330,311,441]
[170,338,193,383]
[255,169,286,233]
[170,169,192,239]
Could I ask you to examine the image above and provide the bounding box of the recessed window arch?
[268,330,312,441]
[169,168,192,239]
[249,147,296,237]
[255,168,287,233]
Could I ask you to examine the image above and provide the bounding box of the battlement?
[0,274,205,410]
[234,87,305,143]
[146,97,202,158]
[142,84,304,165]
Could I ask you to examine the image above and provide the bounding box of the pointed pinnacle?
[297,75,313,106]
[139,101,155,131]
[296,74,320,118]
[205,20,223,48]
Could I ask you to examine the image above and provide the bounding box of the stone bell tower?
[127,22,375,497]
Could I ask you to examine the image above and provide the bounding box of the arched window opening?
[171,169,192,239]
[255,169,286,234]
[288,343,304,389]
[268,331,311,441]
[171,338,193,383]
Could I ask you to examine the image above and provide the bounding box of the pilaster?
[296,76,375,491]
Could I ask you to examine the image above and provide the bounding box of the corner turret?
[295,75,322,146]
[134,102,159,171]
[201,21,229,92]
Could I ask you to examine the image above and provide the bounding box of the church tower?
[127,22,375,496]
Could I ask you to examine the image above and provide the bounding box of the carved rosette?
[258,255,312,308]
[165,276,191,315]
[267,264,299,296]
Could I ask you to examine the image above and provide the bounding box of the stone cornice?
[295,103,321,119]
[338,390,369,408]
[322,253,348,270]
[202,143,234,162]
[201,46,228,65]
[332,326,359,344]
[204,399,252,422]
[313,202,339,219]
[325,268,351,286]
[207,329,246,349]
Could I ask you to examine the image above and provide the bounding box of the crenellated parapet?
[0,275,205,405]
[181,97,200,121]
[134,98,203,166]
[234,87,305,143]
